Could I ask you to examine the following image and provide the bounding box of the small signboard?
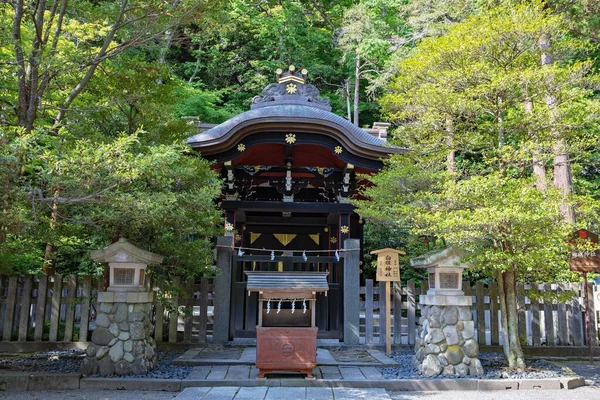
[570,229,600,272]
[371,248,405,282]
[570,251,600,272]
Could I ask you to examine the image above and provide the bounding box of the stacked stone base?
[413,304,484,377]
[82,292,157,376]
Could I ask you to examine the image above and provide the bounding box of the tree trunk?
[353,56,360,127]
[525,99,547,191]
[445,116,455,175]
[345,79,352,122]
[540,34,575,223]
[497,268,525,370]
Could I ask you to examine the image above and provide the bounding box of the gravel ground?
[0,349,191,379]
[0,349,571,380]
[380,350,570,379]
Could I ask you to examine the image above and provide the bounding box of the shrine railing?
[0,274,214,345]
[361,278,600,347]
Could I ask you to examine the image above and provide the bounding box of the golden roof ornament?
[251,65,330,111]
[277,65,307,84]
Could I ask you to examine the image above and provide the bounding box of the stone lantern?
[82,239,162,377]
[412,246,471,306]
[410,246,483,377]
[91,238,162,296]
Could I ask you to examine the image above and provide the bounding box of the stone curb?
[172,359,399,367]
[0,374,586,392]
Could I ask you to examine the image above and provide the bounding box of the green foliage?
[363,2,600,287]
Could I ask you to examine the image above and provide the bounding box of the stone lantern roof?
[91,238,163,265]
[410,246,467,270]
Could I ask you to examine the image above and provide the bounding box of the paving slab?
[186,366,211,380]
[225,365,251,380]
[207,365,229,380]
[239,347,256,363]
[175,387,211,399]
[234,386,268,399]
[264,386,306,400]
[333,387,391,400]
[317,348,337,364]
[320,366,341,374]
[366,349,399,366]
[203,386,240,400]
[306,387,334,400]
[339,367,366,380]
[319,366,342,380]
[360,366,383,380]
[179,349,201,360]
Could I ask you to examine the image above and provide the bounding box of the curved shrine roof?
[187,66,407,165]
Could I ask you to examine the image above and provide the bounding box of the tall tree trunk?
[353,56,360,126]
[525,99,547,191]
[156,29,174,84]
[540,34,575,223]
[496,267,525,370]
[445,116,455,175]
[345,79,352,122]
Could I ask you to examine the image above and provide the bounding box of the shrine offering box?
[245,271,329,378]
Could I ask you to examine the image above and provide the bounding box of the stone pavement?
[175,386,391,399]
[185,364,384,380]
[173,347,398,367]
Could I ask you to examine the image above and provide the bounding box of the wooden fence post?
[2,277,18,341]
[517,283,527,345]
[183,279,194,343]
[393,282,402,345]
[168,276,180,343]
[543,283,555,346]
[48,275,63,342]
[489,282,499,346]
[198,277,209,344]
[571,283,584,346]
[79,276,92,342]
[17,276,33,342]
[476,281,486,345]
[379,282,386,346]
[407,279,416,346]
[530,284,541,346]
[557,283,568,345]
[63,275,77,341]
[34,276,48,341]
[587,281,598,346]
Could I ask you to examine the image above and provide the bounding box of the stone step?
[175,386,392,400]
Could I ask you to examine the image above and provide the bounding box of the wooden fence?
[0,274,214,344]
[2,274,599,347]
[361,279,600,347]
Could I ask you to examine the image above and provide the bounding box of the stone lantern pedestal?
[82,239,163,376]
[410,247,484,377]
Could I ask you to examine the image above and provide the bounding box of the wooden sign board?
[570,251,600,272]
[371,248,405,282]
[570,229,600,272]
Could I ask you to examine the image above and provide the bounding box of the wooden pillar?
[343,239,360,345]
[213,235,234,343]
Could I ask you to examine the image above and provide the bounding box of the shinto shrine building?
[187,66,405,343]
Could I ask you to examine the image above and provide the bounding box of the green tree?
[362,2,600,369]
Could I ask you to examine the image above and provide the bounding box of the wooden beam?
[222,200,354,213]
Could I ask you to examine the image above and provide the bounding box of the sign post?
[570,229,600,363]
[370,248,405,355]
